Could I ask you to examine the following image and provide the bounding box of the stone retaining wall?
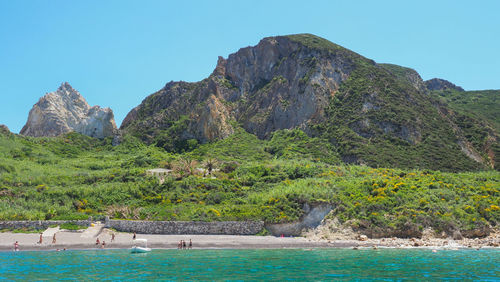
[106,220,264,235]
[0,220,90,230]
[0,220,264,235]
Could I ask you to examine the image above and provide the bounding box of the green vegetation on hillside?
[320,60,485,171]
[119,34,498,173]
[1,34,499,238]
[0,130,498,237]
[430,89,500,170]
[432,89,500,131]
[286,33,372,66]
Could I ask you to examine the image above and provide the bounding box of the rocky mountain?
[21,82,117,138]
[425,78,464,91]
[121,35,363,142]
[121,34,499,171]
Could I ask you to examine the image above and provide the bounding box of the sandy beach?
[1,228,499,252]
[0,229,335,251]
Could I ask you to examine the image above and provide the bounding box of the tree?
[173,158,198,178]
[203,158,218,176]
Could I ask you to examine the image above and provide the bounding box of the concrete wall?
[0,220,90,230]
[106,219,264,235]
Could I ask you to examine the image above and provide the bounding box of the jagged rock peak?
[425,78,464,91]
[58,81,74,91]
[20,83,117,138]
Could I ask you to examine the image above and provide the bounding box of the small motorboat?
[131,238,151,253]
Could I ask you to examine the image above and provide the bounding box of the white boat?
[131,238,151,253]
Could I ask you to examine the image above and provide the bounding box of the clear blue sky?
[1,0,499,133]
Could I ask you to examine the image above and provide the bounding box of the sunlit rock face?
[121,35,358,141]
[20,82,117,138]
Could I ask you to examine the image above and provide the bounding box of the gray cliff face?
[425,78,464,91]
[121,35,359,141]
[223,36,354,138]
[20,82,117,138]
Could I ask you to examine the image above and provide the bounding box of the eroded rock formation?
[20,82,117,138]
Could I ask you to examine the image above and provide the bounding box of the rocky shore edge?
[304,224,500,249]
[0,229,498,252]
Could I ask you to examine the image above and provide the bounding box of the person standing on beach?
[101,241,106,249]
[182,240,186,249]
[189,239,192,249]
[133,232,136,240]
[14,241,19,251]
[111,233,115,242]
[38,233,43,244]
[52,233,56,244]
[96,238,100,245]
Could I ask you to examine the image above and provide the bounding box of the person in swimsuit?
[52,233,56,244]
[111,233,115,242]
[189,239,192,249]
[14,241,19,251]
[133,232,136,240]
[38,233,43,244]
[96,238,100,245]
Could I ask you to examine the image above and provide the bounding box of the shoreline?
[3,246,499,253]
[1,230,499,252]
[0,231,334,252]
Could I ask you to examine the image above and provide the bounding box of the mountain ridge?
[120,33,498,171]
[11,34,499,171]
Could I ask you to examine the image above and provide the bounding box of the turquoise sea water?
[0,248,498,281]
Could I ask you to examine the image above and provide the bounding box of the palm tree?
[174,158,198,177]
[203,158,218,176]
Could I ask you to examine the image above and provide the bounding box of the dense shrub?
[0,130,498,238]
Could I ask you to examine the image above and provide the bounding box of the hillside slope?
[431,89,499,131]
[430,89,500,169]
[0,130,498,238]
[121,34,497,171]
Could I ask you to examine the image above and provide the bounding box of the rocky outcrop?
[425,78,464,91]
[20,82,117,138]
[0,124,9,135]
